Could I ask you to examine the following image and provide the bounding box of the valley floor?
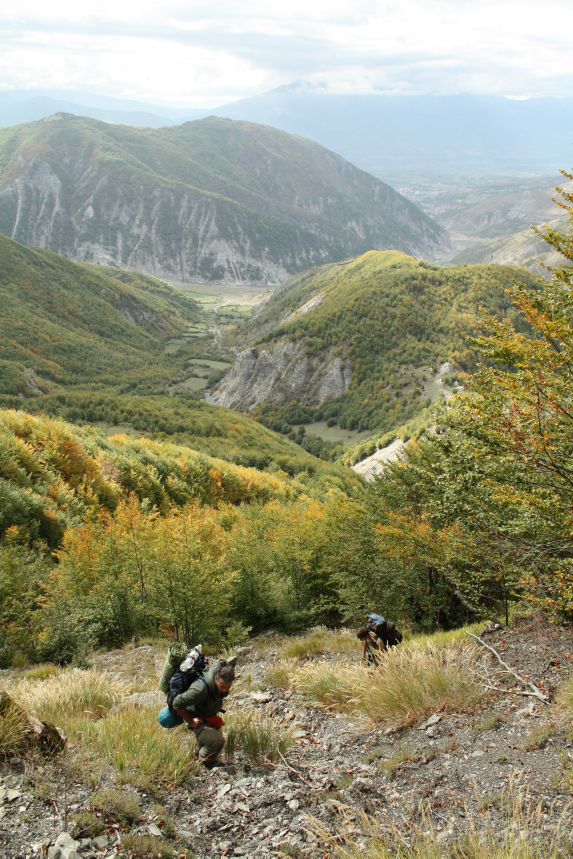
[2,617,573,858]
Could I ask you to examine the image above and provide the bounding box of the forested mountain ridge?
[209,251,537,441]
[0,234,202,396]
[0,114,448,285]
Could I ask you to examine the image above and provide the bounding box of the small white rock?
[148,823,162,837]
[419,713,441,730]
[6,789,22,802]
[216,784,231,800]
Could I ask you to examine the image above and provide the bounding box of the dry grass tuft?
[90,788,141,824]
[24,664,62,681]
[472,713,506,735]
[291,644,480,726]
[120,834,175,858]
[88,705,197,785]
[310,778,573,858]
[378,745,420,780]
[265,658,298,688]
[13,668,123,726]
[521,723,556,752]
[282,627,358,661]
[0,705,30,757]
[224,706,295,764]
[401,622,485,652]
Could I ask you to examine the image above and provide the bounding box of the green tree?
[452,174,573,617]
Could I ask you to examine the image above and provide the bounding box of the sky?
[2,0,573,107]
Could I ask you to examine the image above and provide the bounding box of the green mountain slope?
[209,251,537,445]
[0,114,448,285]
[0,235,361,494]
[0,233,202,396]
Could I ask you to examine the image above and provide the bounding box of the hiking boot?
[202,759,224,770]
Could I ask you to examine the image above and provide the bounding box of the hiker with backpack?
[158,643,236,769]
[172,659,235,769]
[356,612,403,663]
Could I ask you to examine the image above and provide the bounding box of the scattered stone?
[148,823,162,837]
[419,713,441,730]
[250,693,272,704]
[54,832,81,859]
[216,784,231,800]
[292,730,307,739]
[91,836,108,850]
[6,789,22,802]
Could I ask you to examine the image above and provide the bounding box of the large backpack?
[165,645,209,712]
[158,641,190,694]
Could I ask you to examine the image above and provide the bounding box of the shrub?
[224,706,295,764]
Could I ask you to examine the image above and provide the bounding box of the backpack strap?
[167,673,210,712]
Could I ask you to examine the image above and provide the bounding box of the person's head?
[356,626,370,641]
[214,660,235,696]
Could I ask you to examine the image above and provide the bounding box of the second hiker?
[172,659,235,769]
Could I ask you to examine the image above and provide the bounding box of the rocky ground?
[2,616,573,859]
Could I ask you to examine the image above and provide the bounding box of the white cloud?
[1,1,573,104]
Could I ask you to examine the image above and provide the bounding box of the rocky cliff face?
[206,341,352,410]
[0,115,450,284]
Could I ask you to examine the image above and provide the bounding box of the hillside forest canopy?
[1,171,573,665]
[219,252,538,464]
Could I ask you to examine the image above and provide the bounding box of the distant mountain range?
[2,85,572,178]
[0,114,447,284]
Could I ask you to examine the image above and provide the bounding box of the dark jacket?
[172,664,225,716]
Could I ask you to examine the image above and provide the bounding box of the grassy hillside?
[219,251,537,446]
[0,234,204,396]
[0,114,447,285]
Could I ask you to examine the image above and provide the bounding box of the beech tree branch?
[467,632,549,703]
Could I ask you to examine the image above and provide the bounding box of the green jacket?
[172,664,225,716]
